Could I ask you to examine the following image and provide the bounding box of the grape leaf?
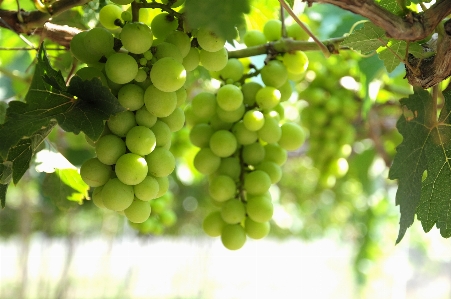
[0,101,7,124]
[375,0,403,15]
[285,0,294,9]
[341,22,387,55]
[0,184,7,208]
[377,40,406,73]
[389,88,451,242]
[184,0,251,42]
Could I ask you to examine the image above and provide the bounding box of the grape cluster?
[186,28,308,249]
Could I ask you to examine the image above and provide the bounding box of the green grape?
[99,4,123,30]
[125,198,152,223]
[175,88,187,107]
[255,160,282,184]
[145,147,176,177]
[282,51,309,75]
[150,13,178,39]
[102,178,134,211]
[203,211,225,237]
[221,199,246,224]
[216,84,243,111]
[92,186,105,209]
[246,193,273,222]
[182,47,200,72]
[199,48,228,72]
[133,176,159,201]
[134,69,148,82]
[153,42,183,63]
[278,80,293,102]
[80,158,112,187]
[243,110,265,131]
[159,210,177,227]
[107,110,136,137]
[150,57,186,92]
[255,86,281,110]
[193,148,221,174]
[209,175,236,202]
[125,126,156,156]
[120,22,153,54]
[216,104,245,123]
[241,82,262,106]
[144,85,177,117]
[278,122,306,151]
[219,59,244,82]
[210,114,234,131]
[115,153,148,185]
[264,143,287,166]
[191,92,217,119]
[154,176,169,197]
[244,170,271,196]
[75,67,108,86]
[217,156,241,180]
[287,23,310,41]
[209,130,238,158]
[70,32,102,64]
[242,30,267,47]
[189,123,214,148]
[257,116,282,144]
[242,143,265,165]
[135,107,157,129]
[95,134,126,165]
[84,27,114,58]
[263,19,282,41]
[232,121,258,145]
[118,84,144,111]
[245,218,270,239]
[105,53,139,84]
[221,224,246,250]
[196,27,225,52]
[121,11,133,22]
[159,107,185,132]
[260,60,288,88]
[150,196,166,214]
[165,30,191,58]
[151,120,172,147]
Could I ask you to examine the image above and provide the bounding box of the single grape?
[99,4,123,30]
[219,59,244,82]
[176,88,187,107]
[232,121,258,145]
[107,110,136,137]
[125,126,156,156]
[84,27,114,58]
[70,32,102,64]
[105,53,139,85]
[217,157,241,181]
[243,110,265,131]
[264,143,287,166]
[145,147,176,177]
[241,82,262,106]
[199,48,228,72]
[118,84,144,111]
[160,210,177,227]
[279,80,293,102]
[92,186,105,209]
[150,13,178,39]
[124,198,152,223]
[144,85,177,117]
[101,178,134,211]
[135,107,157,129]
[221,224,246,250]
[193,148,221,174]
[120,22,153,54]
[242,143,265,165]
[216,84,243,112]
[150,57,186,92]
[257,116,282,144]
[151,120,172,147]
[133,176,159,201]
[95,134,126,165]
[165,30,191,58]
[210,114,234,131]
[263,19,282,41]
[216,104,245,124]
[260,60,288,88]
[159,107,185,132]
[243,30,267,47]
[75,67,108,86]
[80,158,112,187]
[278,122,306,151]
[191,92,217,119]
[209,175,236,202]
[134,69,148,82]
[154,176,169,197]
[196,27,225,52]
[153,42,183,63]
[244,170,272,196]
[115,153,148,185]
[255,86,281,110]
[255,160,282,184]
[221,199,246,224]
[245,218,270,239]
[287,23,310,41]
[203,211,225,237]
[121,11,133,22]
[282,51,309,75]
[246,194,273,222]
[182,47,200,72]
[209,130,238,158]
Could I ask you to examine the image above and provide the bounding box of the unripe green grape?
[145,147,176,177]
[189,123,214,148]
[219,59,244,82]
[203,211,226,237]
[278,122,306,151]
[125,198,151,223]
[242,30,267,47]
[260,60,288,88]
[165,30,191,57]
[221,224,246,250]
[209,175,236,202]
[150,57,186,92]
[245,218,270,239]
[84,27,114,58]
[232,121,258,145]
[95,134,126,165]
[155,176,169,197]
[121,11,132,22]
[191,92,217,119]
[125,126,156,156]
[135,107,157,129]
[151,120,172,147]
[196,27,226,52]
[216,84,243,111]
[158,210,176,227]
[144,85,177,117]
[144,50,153,60]
[118,84,144,111]
[175,88,187,107]
[264,143,287,166]
[150,13,178,39]
[185,104,206,127]
[153,42,183,63]
[134,69,148,82]
[244,170,271,196]
[263,19,282,41]
[282,51,308,75]
[102,178,134,211]
[209,130,238,158]
[182,47,200,72]
[107,110,136,137]
[193,148,221,174]
[216,104,245,124]
[115,153,148,185]
[70,32,102,64]
[287,23,310,41]
[217,157,241,181]
[133,176,159,201]
[242,143,265,165]
[255,161,282,184]
[246,194,273,222]
[99,4,123,30]
[279,80,293,102]
[241,81,262,106]
[121,22,153,54]
[80,158,112,187]
[199,48,228,71]
[105,53,139,84]
[243,110,265,131]
[75,67,108,86]
[257,116,282,144]
[92,186,105,209]
[221,199,246,224]
[255,86,281,110]
[159,107,185,132]
[210,114,234,131]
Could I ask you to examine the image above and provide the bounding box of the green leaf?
[185,0,251,42]
[377,40,406,73]
[0,183,7,208]
[285,0,294,9]
[375,0,403,15]
[341,22,387,55]
[0,101,7,124]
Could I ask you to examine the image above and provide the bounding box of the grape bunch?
[185,27,308,249]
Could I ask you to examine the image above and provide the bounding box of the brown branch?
[303,0,451,42]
